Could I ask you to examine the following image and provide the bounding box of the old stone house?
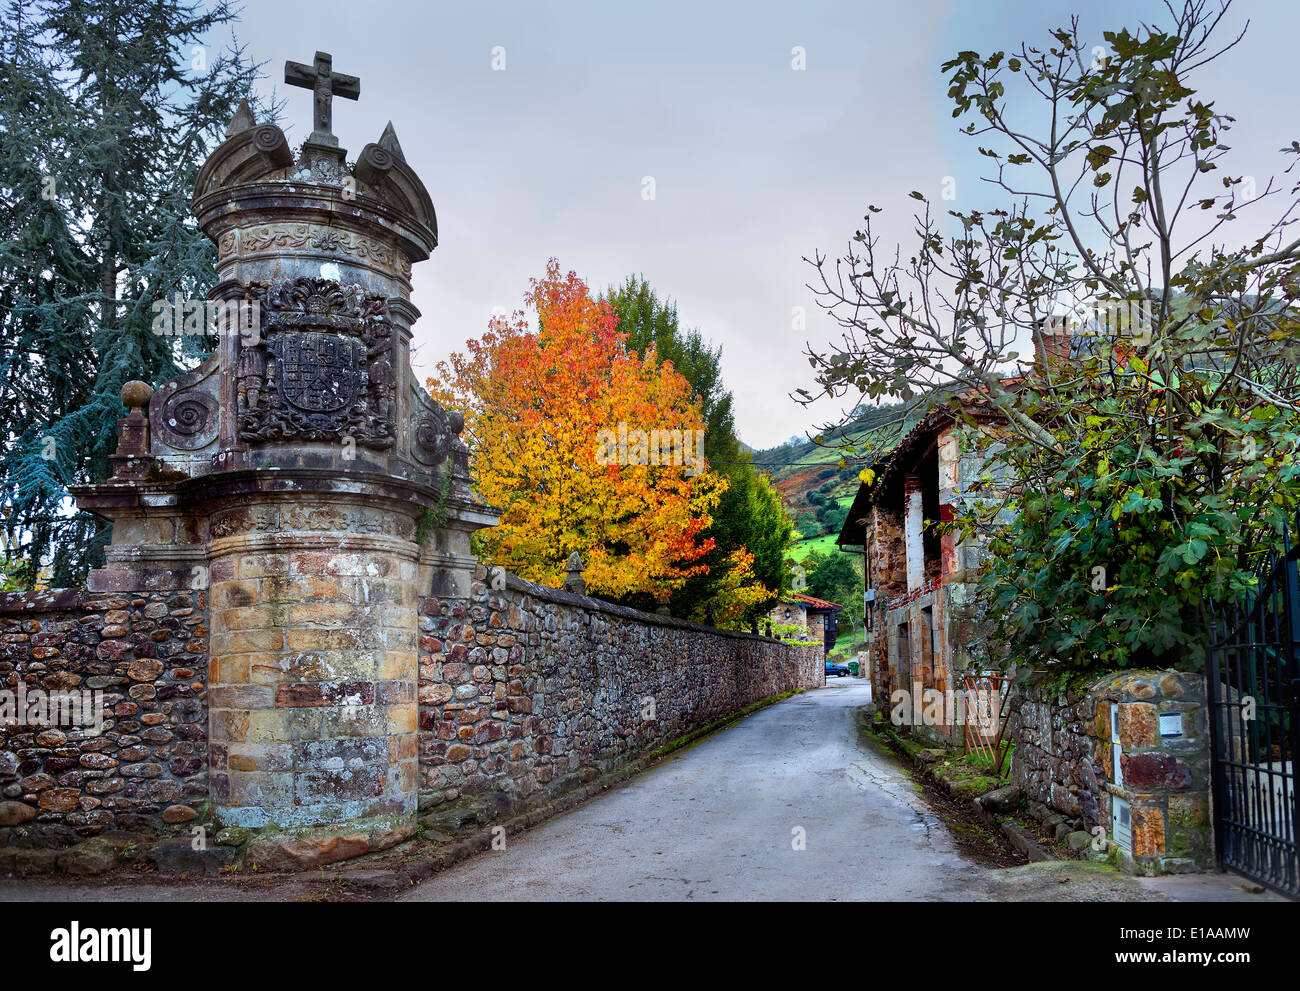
[829,317,1264,881]
[833,319,1087,744]
[835,405,1000,745]
[767,593,843,656]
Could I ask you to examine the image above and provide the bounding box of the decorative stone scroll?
[149,356,220,453]
[251,123,293,166]
[237,276,396,448]
[160,389,219,450]
[410,384,463,469]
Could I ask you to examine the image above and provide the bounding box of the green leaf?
[1086,145,1117,170]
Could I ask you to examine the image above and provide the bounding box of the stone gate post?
[72,57,497,855]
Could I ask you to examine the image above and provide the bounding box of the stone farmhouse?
[836,404,998,746]
[766,592,843,656]
[831,322,1240,882]
[834,324,1075,746]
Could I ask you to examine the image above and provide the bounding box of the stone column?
[206,491,420,830]
[937,427,960,577]
[871,502,905,701]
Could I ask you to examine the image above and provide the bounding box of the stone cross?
[285,51,360,147]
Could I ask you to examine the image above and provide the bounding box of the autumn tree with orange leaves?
[430,260,758,610]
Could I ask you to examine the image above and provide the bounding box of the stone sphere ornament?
[120,380,153,411]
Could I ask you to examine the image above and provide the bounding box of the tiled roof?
[836,378,1018,540]
[793,592,844,612]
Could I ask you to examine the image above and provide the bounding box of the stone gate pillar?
[72,54,497,848]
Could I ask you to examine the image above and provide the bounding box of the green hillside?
[751,403,912,565]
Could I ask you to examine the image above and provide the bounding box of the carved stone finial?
[121,380,153,413]
[655,596,672,617]
[562,552,586,595]
[226,99,255,138]
[110,381,154,480]
[378,121,405,161]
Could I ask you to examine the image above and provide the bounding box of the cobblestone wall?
[0,589,208,847]
[1010,669,1211,875]
[417,569,823,815]
[1009,681,1099,825]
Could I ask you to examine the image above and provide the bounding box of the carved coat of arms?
[236,276,395,448]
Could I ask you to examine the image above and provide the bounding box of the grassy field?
[828,625,864,660]
[788,529,842,562]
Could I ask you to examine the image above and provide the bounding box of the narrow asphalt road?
[402,679,985,901]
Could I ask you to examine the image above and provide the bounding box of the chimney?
[1034,313,1073,373]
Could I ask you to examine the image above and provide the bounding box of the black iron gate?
[1207,530,1300,898]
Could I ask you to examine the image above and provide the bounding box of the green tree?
[0,0,265,586]
[605,275,734,456]
[604,275,793,624]
[794,510,819,538]
[807,553,857,607]
[820,502,847,534]
[810,551,864,647]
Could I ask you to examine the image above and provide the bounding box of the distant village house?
[767,592,843,656]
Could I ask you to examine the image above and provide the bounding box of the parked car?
[825,660,850,678]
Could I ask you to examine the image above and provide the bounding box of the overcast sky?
[226,0,1300,449]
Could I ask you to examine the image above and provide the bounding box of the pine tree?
[0,0,267,586]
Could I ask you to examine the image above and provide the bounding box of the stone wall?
[417,569,823,816]
[1010,669,1211,875]
[872,578,985,748]
[0,589,208,846]
[1,567,821,858]
[805,610,826,651]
